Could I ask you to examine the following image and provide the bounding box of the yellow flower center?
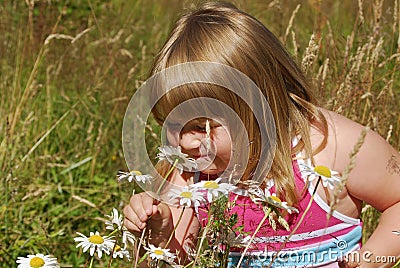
[89,234,104,244]
[203,181,219,189]
[154,249,165,255]
[271,195,282,203]
[314,165,331,178]
[180,191,192,198]
[132,170,142,176]
[30,257,45,268]
[115,245,121,252]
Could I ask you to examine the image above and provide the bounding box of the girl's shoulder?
[314,108,400,211]
[310,108,367,169]
[318,108,393,169]
[321,108,366,140]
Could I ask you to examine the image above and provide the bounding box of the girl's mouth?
[195,154,215,170]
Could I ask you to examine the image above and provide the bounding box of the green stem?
[191,217,212,267]
[236,207,271,268]
[184,261,194,268]
[165,206,185,248]
[108,228,119,237]
[88,256,95,268]
[155,158,179,196]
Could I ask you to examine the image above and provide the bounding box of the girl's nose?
[179,131,204,151]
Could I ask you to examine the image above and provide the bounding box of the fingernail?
[140,214,147,221]
[145,209,152,215]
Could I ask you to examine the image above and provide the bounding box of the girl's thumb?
[152,202,171,221]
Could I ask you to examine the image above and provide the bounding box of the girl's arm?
[325,110,400,267]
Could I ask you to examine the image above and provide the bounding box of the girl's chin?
[199,170,219,175]
[198,166,221,175]
[196,158,228,175]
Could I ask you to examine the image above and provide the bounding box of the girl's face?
[165,118,232,175]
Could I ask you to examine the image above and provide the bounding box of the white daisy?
[105,208,136,248]
[117,170,153,184]
[16,253,59,268]
[168,186,205,207]
[248,185,298,214]
[144,244,176,262]
[112,244,131,260]
[248,185,272,203]
[120,227,136,248]
[74,231,115,258]
[267,194,299,214]
[392,230,400,235]
[105,208,123,230]
[157,145,197,174]
[191,178,236,202]
[299,163,342,190]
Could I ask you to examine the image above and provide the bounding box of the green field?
[1,0,399,267]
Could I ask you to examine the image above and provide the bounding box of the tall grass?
[0,0,399,267]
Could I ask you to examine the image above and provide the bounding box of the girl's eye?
[195,126,206,132]
[180,124,207,133]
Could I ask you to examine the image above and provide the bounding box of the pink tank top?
[195,159,362,252]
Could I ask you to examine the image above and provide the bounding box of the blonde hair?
[150,1,327,205]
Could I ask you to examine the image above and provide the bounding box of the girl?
[123,2,400,267]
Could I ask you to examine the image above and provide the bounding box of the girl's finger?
[124,202,146,230]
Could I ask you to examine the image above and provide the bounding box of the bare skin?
[123,109,400,267]
[310,109,400,267]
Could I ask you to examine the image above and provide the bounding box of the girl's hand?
[123,192,174,244]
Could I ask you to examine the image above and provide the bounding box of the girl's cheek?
[166,129,180,147]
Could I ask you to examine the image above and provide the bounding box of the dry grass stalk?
[325,20,335,53]
[358,0,365,24]
[21,106,75,162]
[386,125,393,142]
[343,31,355,72]
[267,0,281,10]
[377,78,394,99]
[397,0,400,54]
[301,34,319,74]
[329,127,369,216]
[334,42,368,113]
[291,30,298,59]
[283,4,301,45]
[372,0,384,38]
[394,0,399,42]
[378,53,400,68]
[44,28,92,45]
[316,58,330,94]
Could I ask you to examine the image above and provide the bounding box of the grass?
[0,0,399,267]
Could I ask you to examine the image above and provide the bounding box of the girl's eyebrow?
[166,117,223,128]
[186,118,220,126]
[188,118,206,124]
